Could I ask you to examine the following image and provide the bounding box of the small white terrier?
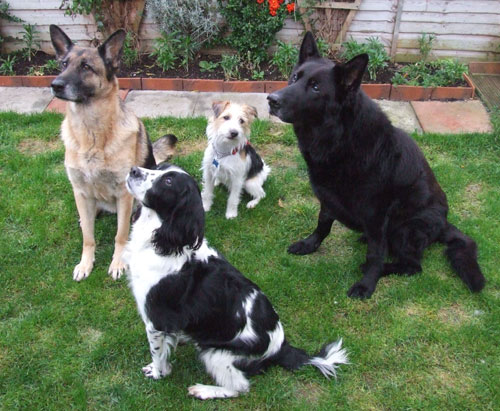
[201,101,271,219]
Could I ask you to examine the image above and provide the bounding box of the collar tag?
[212,158,219,168]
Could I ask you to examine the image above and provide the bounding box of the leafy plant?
[251,70,265,80]
[341,37,389,81]
[148,0,223,53]
[0,55,16,76]
[218,0,289,62]
[271,40,298,79]
[122,31,139,68]
[177,35,198,72]
[220,54,240,81]
[392,59,468,87]
[21,24,41,62]
[316,38,330,57]
[150,32,179,72]
[418,32,435,62]
[199,60,219,73]
[43,59,60,73]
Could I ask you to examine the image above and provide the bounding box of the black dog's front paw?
[347,281,375,299]
[288,238,319,255]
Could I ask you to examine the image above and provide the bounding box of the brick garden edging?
[0,74,475,101]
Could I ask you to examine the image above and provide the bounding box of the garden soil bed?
[3,51,468,87]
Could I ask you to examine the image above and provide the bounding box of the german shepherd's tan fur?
[50,25,176,281]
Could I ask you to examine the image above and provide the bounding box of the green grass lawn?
[1,112,499,410]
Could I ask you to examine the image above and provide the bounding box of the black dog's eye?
[165,177,172,185]
[239,118,245,124]
[311,81,319,92]
[61,61,68,68]
[223,115,230,121]
[291,73,298,83]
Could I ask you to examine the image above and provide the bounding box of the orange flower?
[286,2,295,12]
[257,0,264,3]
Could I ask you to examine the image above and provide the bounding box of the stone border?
[0,74,475,101]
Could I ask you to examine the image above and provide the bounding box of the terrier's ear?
[212,101,231,118]
[243,105,258,122]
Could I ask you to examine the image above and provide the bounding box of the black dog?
[267,32,485,299]
[124,164,348,400]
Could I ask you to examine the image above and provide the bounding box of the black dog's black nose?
[130,166,141,178]
[51,78,65,93]
[230,130,238,139]
[267,93,280,109]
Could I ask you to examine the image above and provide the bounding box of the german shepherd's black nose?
[51,78,65,94]
[267,93,281,109]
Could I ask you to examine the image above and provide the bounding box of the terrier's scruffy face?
[209,101,257,146]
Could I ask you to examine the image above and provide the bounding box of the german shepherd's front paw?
[73,260,94,282]
[347,281,375,299]
[288,238,319,255]
[108,258,126,280]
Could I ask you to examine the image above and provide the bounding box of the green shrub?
[272,40,298,79]
[150,32,178,72]
[199,60,219,73]
[122,31,139,68]
[218,0,287,62]
[340,37,389,81]
[392,59,468,87]
[0,55,16,76]
[21,24,40,62]
[220,54,240,81]
[148,0,223,53]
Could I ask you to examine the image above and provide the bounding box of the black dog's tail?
[441,223,485,292]
[274,339,348,379]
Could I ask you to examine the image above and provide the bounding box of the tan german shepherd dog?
[49,25,176,282]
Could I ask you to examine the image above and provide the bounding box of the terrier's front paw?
[225,208,238,219]
[141,362,171,379]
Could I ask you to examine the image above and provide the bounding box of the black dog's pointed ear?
[333,53,368,91]
[152,178,205,256]
[299,31,320,64]
[50,25,73,59]
[98,29,126,77]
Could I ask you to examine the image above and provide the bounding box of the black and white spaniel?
[124,164,348,400]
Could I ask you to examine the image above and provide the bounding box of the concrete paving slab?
[0,87,53,114]
[125,90,197,118]
[376,100,422,134]
[411,100,492,134]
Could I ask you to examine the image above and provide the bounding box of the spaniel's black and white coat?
[124,164,348,400]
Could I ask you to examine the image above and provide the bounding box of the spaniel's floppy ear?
[152,177,205,256]
[212,101,230,118]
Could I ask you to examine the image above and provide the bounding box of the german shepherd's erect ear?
[98,29,126,80]
[50,25,74,59]
[333,53,369,92]
[299,31,320,65]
